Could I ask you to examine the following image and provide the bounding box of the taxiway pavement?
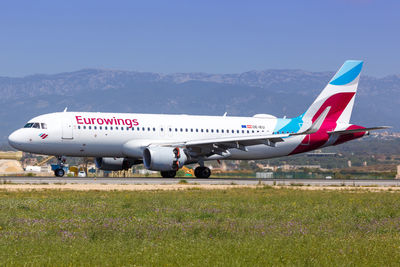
[1,176,400,187]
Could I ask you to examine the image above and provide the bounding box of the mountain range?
[1,68,398,144]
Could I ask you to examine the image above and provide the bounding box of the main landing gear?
[160,166,211,178]
[54,156,66,177]
[160,170,177,178]
[194,166,211,178]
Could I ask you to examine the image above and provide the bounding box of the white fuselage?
[8,111,303,160]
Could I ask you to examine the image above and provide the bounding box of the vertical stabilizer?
[302,60,363,127]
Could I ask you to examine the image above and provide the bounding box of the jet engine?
[143,146,188,171]
[95,157,141,171]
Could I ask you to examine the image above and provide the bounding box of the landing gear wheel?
[160,170,177,178]
[54,168,65,177]
[194,167,211,178]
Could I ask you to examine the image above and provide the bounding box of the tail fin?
[302,60,363,127]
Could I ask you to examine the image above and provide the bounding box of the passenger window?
[105,126,108,130]
[41,123,47,129]
[211,129,214,133]
[222,129,224,133]
[242,130,244,133]
[180,128,183,132]
[201,129,204,132]
[110,127,113,130]
[175,128,178,132]
[196,129,198,132]
[153,128,156,131]
[132,127,134,131]
[206,129,209,133]
[190,129,193,132]
[94,126,97,130]
[78,126,81,129]
[216,129,219,133]
[83,126,86,129]
[148,127,150,131]
[185,128,188,132]
[100,126,102,130]
[142,127,145,131]
[237,130,239,133]
[89,126,92,130]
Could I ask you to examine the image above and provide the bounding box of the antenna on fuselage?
[63,107,68,112]
[223,112,227,117]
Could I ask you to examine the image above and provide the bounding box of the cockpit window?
[24,122,46,129]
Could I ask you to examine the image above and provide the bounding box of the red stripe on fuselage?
[290,92,355,155]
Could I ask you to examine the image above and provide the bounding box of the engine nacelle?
[95,157,141,171]
[143,147,188,171]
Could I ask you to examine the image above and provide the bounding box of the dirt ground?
[1,183,400,192]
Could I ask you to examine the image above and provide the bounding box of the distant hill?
[1,68,398,143]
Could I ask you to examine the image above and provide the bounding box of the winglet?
[290,106,330,136]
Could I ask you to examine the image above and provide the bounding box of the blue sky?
[0,0,398,77]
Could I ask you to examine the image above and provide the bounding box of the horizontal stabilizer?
[290,107,331,136]
[328,126,391,135]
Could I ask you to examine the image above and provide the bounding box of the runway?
[2,176,400,187]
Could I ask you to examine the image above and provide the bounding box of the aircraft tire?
[194,167,211,178]
[54,168,65,177]
[160,170,176,178]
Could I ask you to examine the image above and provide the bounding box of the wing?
[152,110,330,156]
[166,133,289,151]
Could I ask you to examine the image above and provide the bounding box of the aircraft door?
[62,114,74,139]
[300,135,310,145]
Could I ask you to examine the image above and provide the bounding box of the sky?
[0,0,399,77]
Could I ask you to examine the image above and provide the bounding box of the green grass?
[1,188,400,266]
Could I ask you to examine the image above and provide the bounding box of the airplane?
[8,60,389,178]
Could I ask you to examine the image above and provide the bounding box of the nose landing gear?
[54,168,65,177]
[53,156,66,177]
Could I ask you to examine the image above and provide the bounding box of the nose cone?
[8,130,25,150]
